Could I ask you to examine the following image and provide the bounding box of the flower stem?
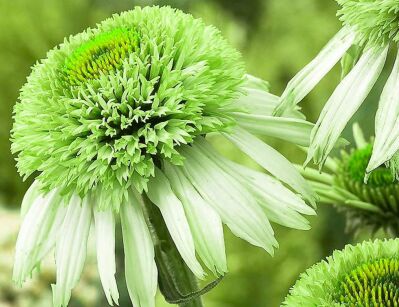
[142,195,204,307]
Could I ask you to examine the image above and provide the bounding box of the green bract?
[282,239,399,306]
[300,125,399,235]
[337,0,399,46]
[11,6,245,207]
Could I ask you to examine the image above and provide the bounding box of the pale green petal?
[368,49,399,173]
[231,89,304,119]
[245,74,270,91]
[94,209,119,306]
[181,141,278,254]
[20,180,41,217]
[232,112,314,146]
[120,190,157,307]
[52,196,92,307]
[306,45,389,167]
[146,167,205,278]
[224,127,316,206]
[164,161,227,276]
[274,28,356,116]
[234,163,316,230]
[13,187,66,286]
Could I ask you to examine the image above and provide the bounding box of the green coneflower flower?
[282,239,399,306]
[11,6,317,307]
[274,0,399,173]
[300,124,399,235]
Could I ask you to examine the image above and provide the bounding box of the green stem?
[142,195,204,307]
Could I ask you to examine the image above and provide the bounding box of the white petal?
[94,209,119,306]
[223,127,316,206]
[146,167,204,278]
[164,161,227,276]
[20,180,41,217]
[306,45,389,167]
[181,140,277,254]
[232,112,314,146]
[245,74,270,91]
[52,196,92,307]
[232,88,305,119]
[368,49,399,172]
[233,163,315,230]
[274,28,356,115]
[120,190,157,307]
[13,187,66,286]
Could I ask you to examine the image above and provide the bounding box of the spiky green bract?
[337,0,399,46]
[335,145,399,234]
[340,144,394,187]
[11,6,245,209]
[282,239,399,306]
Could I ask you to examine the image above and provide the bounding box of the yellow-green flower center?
[336,258,399,305]
[62,27,140,85]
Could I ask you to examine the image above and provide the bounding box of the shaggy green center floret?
[335,145,399,233]
[335,258,399,305]
[11,6,245,209]
[62,27,140,85]
[336,0,399,46]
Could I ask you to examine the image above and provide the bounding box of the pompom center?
[336,258,399,305]
[62,27,140,85]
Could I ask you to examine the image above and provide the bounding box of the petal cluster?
[274,0,399,177]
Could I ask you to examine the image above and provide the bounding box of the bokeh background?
[0,0,392,306]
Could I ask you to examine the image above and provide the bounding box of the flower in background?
[274,0,399,173]
[300,124,399,235]
[11,6,316,307]
[282,239,399,306]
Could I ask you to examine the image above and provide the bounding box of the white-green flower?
[299,124,399,235]
[274,0,399,172]
[11,6,316,307]
[282,239,399,306]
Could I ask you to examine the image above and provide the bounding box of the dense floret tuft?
[11,6,245,208]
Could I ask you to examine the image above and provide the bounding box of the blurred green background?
[0,0,391,306]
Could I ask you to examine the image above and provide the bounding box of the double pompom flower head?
[283,239,399,306]
[11,6,316,307]
[274,0,399,176]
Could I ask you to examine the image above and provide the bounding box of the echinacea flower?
[300,124,399,235]
[11,6,317,307]
[282,239,399,306]
[274,0,399,172]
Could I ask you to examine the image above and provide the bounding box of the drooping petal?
[13,187,66,286]
[231,89,305,119]
[306,45,389,167]
[94,208,119,306]
[164,161,227,276]
[274,28,356,116]
[120,190,157,307]
[146,167,204,278]
[232,112,314,146]
[52,196,92,307]
[234,163,315,230]
[20,180,41,217]
[181,140,278,254]
[245,74,270,91]
[223,127,316,206]
[368,49,399,173]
